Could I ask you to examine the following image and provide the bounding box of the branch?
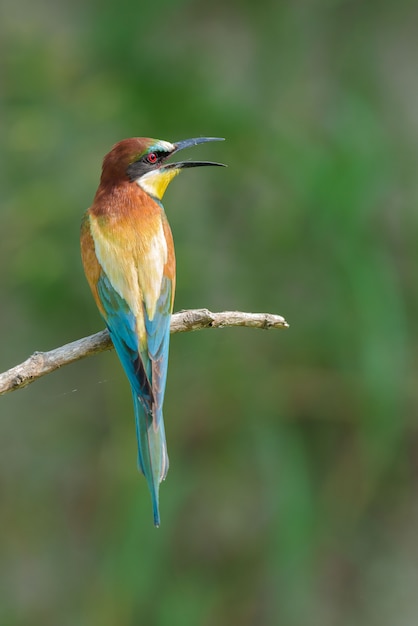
[0,308,288,396]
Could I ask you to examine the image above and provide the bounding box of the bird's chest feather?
[89,203,169,324]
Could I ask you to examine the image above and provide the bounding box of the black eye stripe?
[127,151,168,181]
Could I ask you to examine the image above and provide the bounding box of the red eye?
[147,152,158,164]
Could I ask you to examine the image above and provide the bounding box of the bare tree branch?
[0,308,288,396]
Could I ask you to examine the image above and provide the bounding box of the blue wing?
[97,272,173,527]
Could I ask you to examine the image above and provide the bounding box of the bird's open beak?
[164,137,226,170]
[136,137,225,200]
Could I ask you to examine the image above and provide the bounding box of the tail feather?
[132,392,169,527]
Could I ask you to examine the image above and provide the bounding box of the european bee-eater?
[80,136,225,526]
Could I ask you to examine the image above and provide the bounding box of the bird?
[80,136,225,526]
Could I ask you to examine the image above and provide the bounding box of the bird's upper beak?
[164,137,226,170]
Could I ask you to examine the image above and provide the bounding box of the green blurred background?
[1,0,418,624]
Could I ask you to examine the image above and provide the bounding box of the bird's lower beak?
[164,136,226,170]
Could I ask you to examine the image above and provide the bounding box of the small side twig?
[0,308,288,396]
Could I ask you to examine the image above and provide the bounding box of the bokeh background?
[1,0,418,624]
